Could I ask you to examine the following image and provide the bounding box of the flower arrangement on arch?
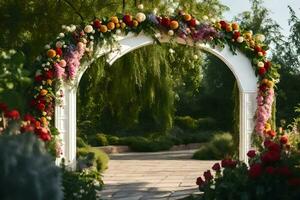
[22,6,279,156]
[196,133,300,199]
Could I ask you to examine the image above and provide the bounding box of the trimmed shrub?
[193,132,235,160]
[107,135,120,145]
[77,137,88,148]
[77,147,109,172]
[175,116,198,130]
[95,133,109,146]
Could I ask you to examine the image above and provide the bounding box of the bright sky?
[220,0,300,36]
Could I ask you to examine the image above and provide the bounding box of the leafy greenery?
[77,147,109,172]
[62,166,103,200]
[193,132,235,160]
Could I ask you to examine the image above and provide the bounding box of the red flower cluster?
[196,169,214,187]
[246,138,300,187]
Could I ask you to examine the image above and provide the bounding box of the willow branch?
[63,0,84,21]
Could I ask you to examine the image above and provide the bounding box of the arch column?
[55,84,77,169]
[240,92,257,162]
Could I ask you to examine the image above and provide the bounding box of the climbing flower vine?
[23,8,279,156]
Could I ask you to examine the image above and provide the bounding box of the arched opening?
[55,33,257,168]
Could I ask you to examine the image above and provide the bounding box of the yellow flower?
[133,20,139,27]
[111,16,119,24]
[107,22,115,30]
[40,89,48,96]
[100,25,108,33]
[184,14,192,21]
[170,20,179,30]
[47,79,52,85]
[47,49,56,58]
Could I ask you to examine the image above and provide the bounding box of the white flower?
[116,29,122,35]
[193,54,199,60]
[90,35,94,40]
[84,25,93,33]
[202,15,209,21]
[65,26,71,32]
[138,4,144,10]
[61,25,66,29]
[63,45,67,48]
[56,41,63,48]
[47,116,52,120]
[155,33,161,38]
[169,48,175,54]
[136,12,146,23]
[89,41,94,46]
[46,62,50,66]
[237,36,244,43]
[255,34,265,42]
[44,44,51,49]
[210,18,216,23]
[81,38,87,44]
[59,33,65,38]
[257,61,264,68]
[166,7,175,15]
[42,112,47,116]
[153,8,158,15]
[168,30,174,36]
[213,5,220,10]
[70,24,76,32]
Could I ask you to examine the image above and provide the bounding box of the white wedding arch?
[54,33,257,168]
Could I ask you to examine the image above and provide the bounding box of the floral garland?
[26,9,278,156]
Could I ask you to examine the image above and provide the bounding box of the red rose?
[265,166,275,175]
[196,177,205,186]
[189,18,197,27]
[44,70,54,79]
[20,124,35,133]
[255,46,262,52]
[280,135,288,144]
[264,140,272,148]
[258,67,266,76]
[203,170,213,182]
[277,166,292,177]
[288,178,300,186]
[23,114,36,123]
[220,20,227,29]
[247,150,256,158]
[161,17,171,27]
[37,103,46,111]
[56,48,63,56]
[5,110,20,120]
[93,19,101,29]
[35,75,43,82]
[36,127,51,142]
[221,158,237,168]
[0,102,8,112]
[268,142,281,152]
[233,31,240,40]
[266,130,276,137]
[259,84,267,92]
[123,15,133,25]
[249,163,262,178]
[212,163,221,171]
[264,61,271,70]
[261,151,280,163]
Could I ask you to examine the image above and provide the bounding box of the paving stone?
[98,150,216,199]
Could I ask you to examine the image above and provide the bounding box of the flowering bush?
[0,102,61,157]
[196,135,300,199]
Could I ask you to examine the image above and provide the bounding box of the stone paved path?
[99,150,217,200]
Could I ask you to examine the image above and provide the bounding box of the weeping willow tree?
[78,43,204,135]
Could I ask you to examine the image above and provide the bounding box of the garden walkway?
[99,150,216,200]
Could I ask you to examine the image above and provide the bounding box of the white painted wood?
[56,32,258,168]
